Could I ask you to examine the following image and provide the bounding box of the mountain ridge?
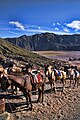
[4,32,80,51]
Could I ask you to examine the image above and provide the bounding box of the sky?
[0,0,80,38]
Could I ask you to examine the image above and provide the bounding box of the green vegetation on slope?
[0,38,54,66]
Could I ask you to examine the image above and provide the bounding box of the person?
[22,68,32,83]
[21,67,32,100]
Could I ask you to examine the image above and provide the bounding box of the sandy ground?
[1,78,80,120]
[0,51,80,120]
[33,51,80,60]
[33,51,80,67]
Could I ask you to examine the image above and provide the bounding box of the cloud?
[52,23,56,26]
[63,27,70,32]
[9,21,25,30]
[61,26,64,28]
[38,27,41,30]
[25,29,72,35]
[26,25,41,30]
[57,23,60,25]
[55,28,59,30]
[76,32,80,34]
[9,31,19,35]
[52,22,61,26]
[22,24,41,31]
[74,28,80,32]
[66,20,80,30]
[25,29,52,33]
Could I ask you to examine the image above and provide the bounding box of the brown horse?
[0,68,45,110]
[4,66,22,94]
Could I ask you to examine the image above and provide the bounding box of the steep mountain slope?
[5,33,80,51]
[0,38,54,66]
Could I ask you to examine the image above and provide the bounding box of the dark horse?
[0,68,45,110]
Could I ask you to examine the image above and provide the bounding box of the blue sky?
[0,0,80,38]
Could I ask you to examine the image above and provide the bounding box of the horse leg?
[11,84,17,94]
[74,77,77,87]
[13,86,19,95]
[49,79,53,93]
[28,91,32,110]
[37,88,42,103]
[12,86,18,95]
[53,81,56,93]
[14,86,18,95]
[11,84,14,94]
[70,78,71,87]
[24,91,32,110]
[50,83,53,93]
[62,79,66,92]
[76,78,79,88]
[48,77,52,93]
[22,89,29,108]
[73,78,75,88]
[42,84,44,103]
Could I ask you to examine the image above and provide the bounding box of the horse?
[67,67,80,88]
[4,64,23,94]
[46,65,66,92]
[46,65,56,92]
[0,67,45,110]
[64,65,70,78]
[54,68,66,91]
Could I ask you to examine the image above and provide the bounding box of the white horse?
[46,66,56,92]
[68,68,80,87]
[46,66,66,92]
[54,68,66,92]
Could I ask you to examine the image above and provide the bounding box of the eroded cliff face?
[5,33,80,51]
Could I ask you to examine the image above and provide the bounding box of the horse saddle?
[55,69,61,76]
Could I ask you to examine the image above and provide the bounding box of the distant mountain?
[4,33,80,51]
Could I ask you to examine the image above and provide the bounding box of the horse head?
[46,65,53,77]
